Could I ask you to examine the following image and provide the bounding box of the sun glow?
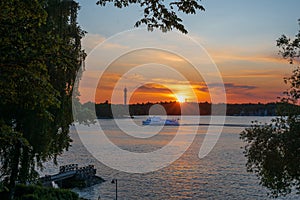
[176,95,186,103]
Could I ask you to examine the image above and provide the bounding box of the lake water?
[42,116,297,199]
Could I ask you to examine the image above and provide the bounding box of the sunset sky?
[76,0,300,104]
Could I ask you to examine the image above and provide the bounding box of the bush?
[13,184,80,200]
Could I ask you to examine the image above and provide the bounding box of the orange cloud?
[78,33,292,104]
[79,67,287,104]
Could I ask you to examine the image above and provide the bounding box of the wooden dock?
[40,164,103,188]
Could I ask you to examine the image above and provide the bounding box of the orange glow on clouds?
[79,70,285,104]
[79,70,287,104]
[78,34,290,104]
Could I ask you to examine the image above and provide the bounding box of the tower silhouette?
[124,87,127,105]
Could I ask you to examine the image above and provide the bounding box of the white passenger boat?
[142,116,179,126]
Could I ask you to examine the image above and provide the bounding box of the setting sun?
[176,95,186,103]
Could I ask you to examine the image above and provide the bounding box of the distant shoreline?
[79,101,298,118]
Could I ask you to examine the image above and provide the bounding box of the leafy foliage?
[96,0,205,33]
[13,184,80,200]
[0,0,85,195]
[241,20,300,198]
[276,19,300,65]
[241,116,300,197]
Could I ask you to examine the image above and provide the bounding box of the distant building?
[124,87,127,105]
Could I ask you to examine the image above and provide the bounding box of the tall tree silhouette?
[0,0,85,197]
[241,19,300,198]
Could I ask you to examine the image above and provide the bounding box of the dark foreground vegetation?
[241,19,300,198]
[0,184,81,200]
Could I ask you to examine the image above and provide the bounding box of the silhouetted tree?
[0,0,85,197]
[96,0,205,34]
[241,19,300,198]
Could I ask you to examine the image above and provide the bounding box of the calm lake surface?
[42,116,297,199]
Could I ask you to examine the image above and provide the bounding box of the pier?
[40,164,104,188]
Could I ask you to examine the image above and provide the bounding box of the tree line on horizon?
[81,101,299,118]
